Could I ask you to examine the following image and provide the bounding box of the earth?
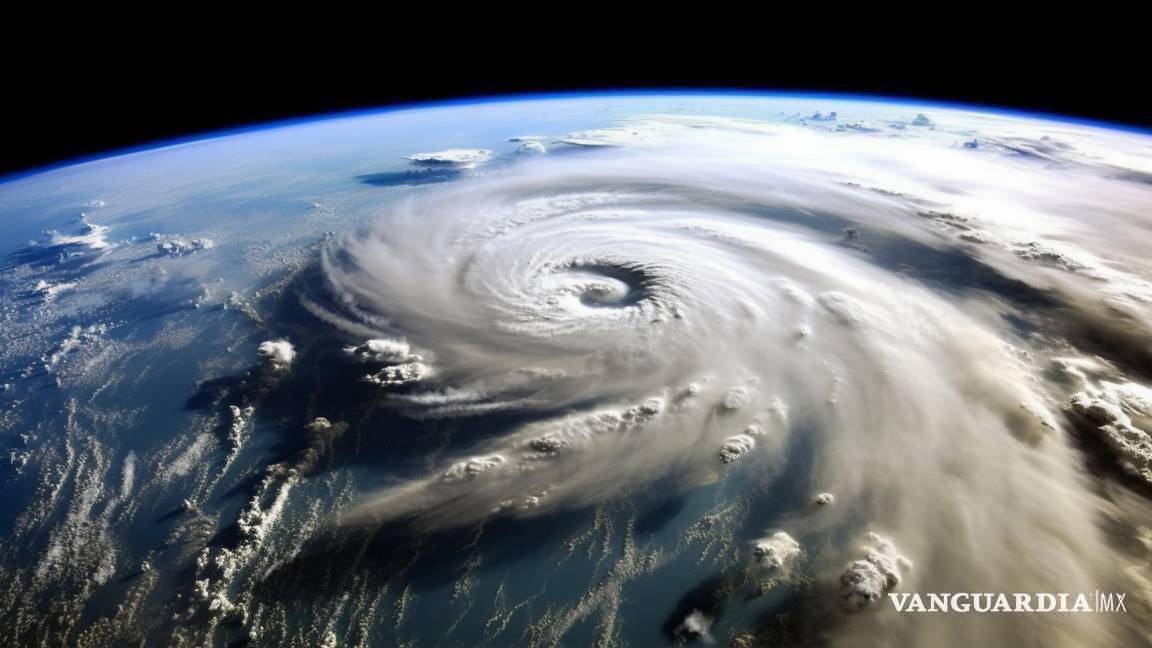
[2,93,1152,647]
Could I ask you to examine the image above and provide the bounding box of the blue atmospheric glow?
[4,89,1148,184]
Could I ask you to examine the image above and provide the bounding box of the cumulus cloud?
[405,148,492,168]
[674,610,714,644]
[1068,380,1152,486]
[364,361,432,386]
[33,280,76,302]
[47,214,111,250]
[43,324,107,372]
[271,417,349,479]
[344,338,420,364]
[256,339,296,371]
[753,531,801,571]
[517,140,547,155]
[839,533,911,611]
[151,234,216,256]
[440,455,506,482]
[718,434,755,464]
[341,395,673,527]
[910,113,934,127]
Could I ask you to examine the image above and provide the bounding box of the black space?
[2,39,1145,178]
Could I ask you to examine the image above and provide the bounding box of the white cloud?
[152,234,216,256]
[840,533,911,611]
[34,280,76,302]
[406,148,492,168]
[47,215,111,250]
[719,434,755,463]
[516,140,547,155]
[345,338,420,364]
[364,362,431,386]
[675,610,714,644]
[1069,381,1152,486]
[256,339,295,370]
[753,531,801,571]
[440,455,506,482]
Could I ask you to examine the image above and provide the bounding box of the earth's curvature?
[2,93,1152,647]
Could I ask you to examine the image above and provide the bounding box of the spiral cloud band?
[317,112,1152,645]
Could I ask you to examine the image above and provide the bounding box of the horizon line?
[3,88,1149,184]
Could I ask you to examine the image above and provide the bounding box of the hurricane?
[311,115,1152,645]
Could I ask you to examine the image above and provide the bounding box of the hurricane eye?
[557,263,649,308]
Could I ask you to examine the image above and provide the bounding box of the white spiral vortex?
[322,151,988,416]
[317,122,1143,645]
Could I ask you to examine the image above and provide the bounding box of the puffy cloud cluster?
[344,337,432,387]
[753,531,801,571]
[345,338,420,364]
[271,417,349,480]
[720,387,754,411]
[341,394,674,527]
[256,339,296,371]
[226,405,255,448]
[441,455,506,482]
[152,234,216,256]
[910,113,935,127]
[839,533,911,611]
[1011,241,1091,272]
[526,397,664,457]
[718,434,755,464]
[516,140,547,155]
[364,362,431,386]
[46,215,112,250]
[406,148,492,168]
[43,323,108,372]
[33,280,76,302]
[1068,381,1152,486]
[674,610,714,644]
